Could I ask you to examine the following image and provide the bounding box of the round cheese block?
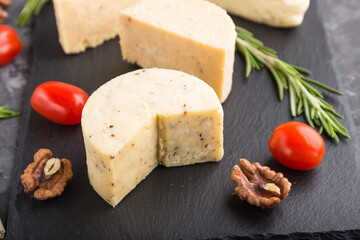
[81,68,224,207]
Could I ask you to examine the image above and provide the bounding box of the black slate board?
[5,1,360,239]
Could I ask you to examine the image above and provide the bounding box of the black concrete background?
[0,0,359,238]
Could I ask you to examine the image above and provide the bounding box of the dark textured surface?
[3,1,360,239]
[0,0,30,227]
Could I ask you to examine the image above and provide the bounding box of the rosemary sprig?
[236,26,350,142]
[15,0,50,27]
[0,105,20,119]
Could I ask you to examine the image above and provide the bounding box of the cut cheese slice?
[208,0,310,27]
[81,68,224,207]
[118,0,236,103]
[53,0,139,54]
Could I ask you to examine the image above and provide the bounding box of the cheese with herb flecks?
[53,0,139,54]
[81,68,224,207]
[207,0,310,27]
[118,0,236,102]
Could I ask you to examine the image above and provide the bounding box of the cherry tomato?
[0,25,22,66]
[268,122,325,170]
[30,81,89,125]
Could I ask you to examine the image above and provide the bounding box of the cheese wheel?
[53,0,140,54]
[81,68,224,207]
[208,0,310,27]
[118,0,236,103]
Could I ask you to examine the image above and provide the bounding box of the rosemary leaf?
[289,84,297,117]
[301,80,324,98]
[291,65,312,75]
[297,99,303,115]
[302,77,343,95]
[302,93,315,128]
[267,66,284,101]
[317,111,331,136]
[310,107,316,119]
[314,118,321,127]
[0,106,20,119]
[278,72,288,89]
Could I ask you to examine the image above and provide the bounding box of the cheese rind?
[53,0,139,54]
[81,68,224,206]
[208,0,310,27]
[118,0,236,102]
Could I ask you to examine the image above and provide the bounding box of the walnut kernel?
[44,158,61,177]
[20,149,73,200]
[261,183,281,197]
[230,158,291,209]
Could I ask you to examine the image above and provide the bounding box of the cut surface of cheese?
[118,0,236,102]
[208,0,310,27]
[53,0,139,54]
[81,68,224,207]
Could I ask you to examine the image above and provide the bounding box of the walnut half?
[20,148,73,200]
[230,158,291,209]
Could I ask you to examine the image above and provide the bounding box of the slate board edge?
[316,1,360,147]
[212,229,360,240]
[4,22,38,240]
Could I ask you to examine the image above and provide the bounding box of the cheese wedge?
[81,68,224,207]
[118,0,236,102]
[53,0,139,54]
[208,0,310,27]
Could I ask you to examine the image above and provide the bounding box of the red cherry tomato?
[0,25,22,66]
[268,122,325,170]
[30,81,89,125]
